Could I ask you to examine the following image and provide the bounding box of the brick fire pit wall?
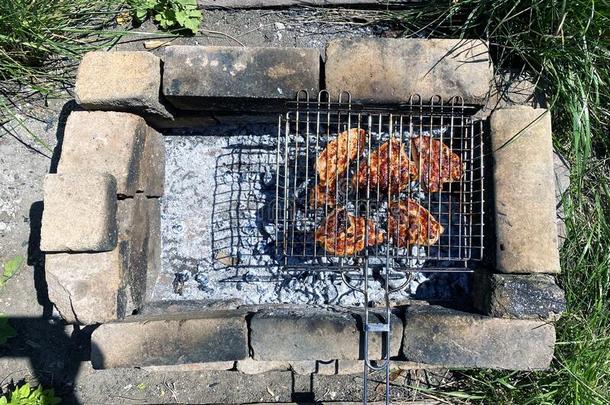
[40,39,564,372]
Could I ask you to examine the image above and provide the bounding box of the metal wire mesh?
[275,91,485,272]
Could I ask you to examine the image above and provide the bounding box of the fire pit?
[152,92,482,308]
[38,39,564,404]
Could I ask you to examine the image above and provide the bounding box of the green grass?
[0,0,126,148]
[0,0,124,95]
[359,1,610,403]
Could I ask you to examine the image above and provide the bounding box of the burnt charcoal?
[172,271,190,296]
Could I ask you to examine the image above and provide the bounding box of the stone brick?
[473,272,565,320]
[91,311,249,368]
[75,51,171,118]
[116,195,157,315]
[491,106,560,273]
[402,305,555,370]
[201,0,414,7]
[137,127,165,197]
[236,359,290,374]
[325,38,493,104]
[40,173,117,252]
[250,308,402,360]
[162,45,320,110]
[143,361,235,372]
[47,194,160,324]
[554,151,570,248]
[58,111,147,196]
[144,198,162,303]
[46,248,125,324]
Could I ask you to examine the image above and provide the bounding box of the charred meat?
[411,135,463,192]
[316,128,366,187]
[353,138,418,195]
[315,208,384,255]
[388,199,444,247]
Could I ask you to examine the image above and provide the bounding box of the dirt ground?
[0,9,448,404]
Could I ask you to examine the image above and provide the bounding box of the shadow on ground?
[0,100,94,404]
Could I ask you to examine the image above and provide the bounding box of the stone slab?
[40,173,117,252]
[58,111,147,196]
[325,38,493,104]
[137,127,165,197]
[200,0,415,7]
[236,359,290,374]
[162,45,320,110]
[75,51,171,118]
[91,311,248,368]
[473,272,565,320]
[250,308,402,360]
[402,305,555,370]
[144,198,162,303]
[491,106,560,273]
[46,248,125,324]
[116,195,158,315]
[554,151,570,248]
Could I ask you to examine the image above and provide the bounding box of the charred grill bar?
[275,91,486,403]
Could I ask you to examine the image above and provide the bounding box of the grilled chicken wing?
[388,199,444,247]
[315,208,384,255]
[316,128,366,187]
[411,135,463,192]
[353,138,418,195]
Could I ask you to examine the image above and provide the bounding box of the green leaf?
[0,396,6,405]
[0,314,16,345]
[1,256,24,287]
[18,384,30,398]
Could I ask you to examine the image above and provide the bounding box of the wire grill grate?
[275,91,485,272]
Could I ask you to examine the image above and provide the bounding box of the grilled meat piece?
[353,138,418,195]
[411,135,463,192]
[388,199,444,247]
[316,128,366,187]
[309,182,336,208]
[315,208,384,255]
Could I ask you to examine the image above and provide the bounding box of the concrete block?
[402,305,556,370]
[325,38,493,104]
[491,106,560,273]
[46,248,125,324]
[58,111,147,196]
[250,308,402,360]
[162,45,320,110]
[75,51,171,118]
[473,272,565,320]
[116,195,158,315]
[40,173,117,252]
[91,311,249,368]
[137,127,165,197]
[236,359,290,374]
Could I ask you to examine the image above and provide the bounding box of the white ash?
[150,125,470,306]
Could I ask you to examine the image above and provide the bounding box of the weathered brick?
[46,194,159,324]
[250,308,402,360]
[58,111,147,196]
[162,45,320,110]
[116,195,158,315]
[491,106,560,273]
[236,359,290,374]
[46,248,124,324]
[325,38,493,104]
[402,305,555,370]
[41,173,117,252]
[75,51,171,118]
[473,272,566,320]
[137,127,165,197]
[91,311,249,368]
